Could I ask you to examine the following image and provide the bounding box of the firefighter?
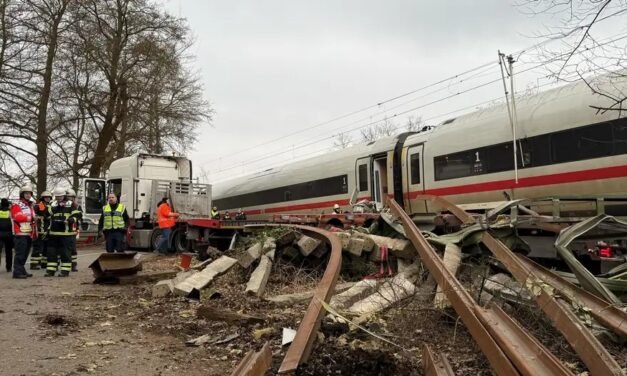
[45,188,72,277]
[66,188,82,271]
[156,197,179,255]
[332,203,341,214]
[98,193,129,253]
[210,206,220,219]
[235,208,247,220]
[10,184,37,279]
[31,191,52,270]
[223,211,231,220]
[0,198,13,272]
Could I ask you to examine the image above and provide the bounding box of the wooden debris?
[245,255,272,297]
[197,305,265,325]
[230,342,272,376]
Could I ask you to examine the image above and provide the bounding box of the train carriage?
[214,74,627,219]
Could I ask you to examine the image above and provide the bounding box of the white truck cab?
[79,153,211,249]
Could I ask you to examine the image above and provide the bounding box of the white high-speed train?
[213,76,627,219]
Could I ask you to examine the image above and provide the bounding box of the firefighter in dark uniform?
[31,191,52,270]
[45,188,73,277]
[0,198,13,272]
[66,188,82,271]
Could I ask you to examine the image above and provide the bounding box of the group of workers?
[211,206,246,221]
[0,185,82,279]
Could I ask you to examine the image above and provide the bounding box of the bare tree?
[333,132,353,149]
[517,0,627,114]
[360,118,397,142]
[405,115,425,132]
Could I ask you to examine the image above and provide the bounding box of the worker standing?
[332,204,341,214]
[0,198,13,272]
[10,184,37,279]
[45,188,72,277]
[98,193,129,253]
[156,197,179,255]
[31,191,52,270]
[235,208,247,220]
[66,189,82,271]
[210,206,220,219]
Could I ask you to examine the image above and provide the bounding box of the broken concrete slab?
[276,231,296,247]
[332,232,351,249]
[174,256,237,297]
[262,237,276,253]
[348,274,417,315]
[433,243,462,309]
[245,255,272,297]
[368,234,416,260]
[345,238,364,257]
[297,235,321,256]
[311,244,329,258]
[152,280,175,298]
[89,252,143,283]
[483,273,532,305]
[266,282,356,306]
[238,242,263,268]
[152,270,198,298]
[330,279,380,310]
[351,232,375,253]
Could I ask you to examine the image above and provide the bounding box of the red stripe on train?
[409,164,627,198]
[243,196,372,215]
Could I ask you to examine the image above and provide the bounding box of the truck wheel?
[172,229,190,253]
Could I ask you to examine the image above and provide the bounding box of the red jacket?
[11,199,37,238]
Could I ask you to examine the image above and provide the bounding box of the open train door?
[404,144,426,214]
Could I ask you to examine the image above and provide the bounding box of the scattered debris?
[266,282,356,306]
[88,252,143,283]
[238,243,263,268]
[196,305,264,325]
[245,255,272,297]
[174,255,237,297]
[282,328,297,346]
[231,342,272,376]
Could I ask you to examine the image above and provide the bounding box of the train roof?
[407,73,627,149]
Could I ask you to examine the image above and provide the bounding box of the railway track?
[237,197,626,375]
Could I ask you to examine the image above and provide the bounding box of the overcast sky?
[161,0,625,183]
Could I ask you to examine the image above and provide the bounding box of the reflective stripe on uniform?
[46,262,58,271]
[102,204,125,230]
[60,262,72,272]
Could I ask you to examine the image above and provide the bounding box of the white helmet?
[53,187,66,197]
[333,204,340,210]
[20,184,34,195]
[66,188,76,197]
[40,191,52,198]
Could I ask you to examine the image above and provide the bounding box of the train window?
[358,164,368,191]
[551,122,612,163]
[284,191,292,201]
[484,143,514,173]
[434,150,476,180]
[409,153,420,184]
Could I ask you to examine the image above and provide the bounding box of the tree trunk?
[35,3,67,191]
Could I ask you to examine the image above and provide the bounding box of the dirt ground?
[0,247,228,376]
[1,244,624,376]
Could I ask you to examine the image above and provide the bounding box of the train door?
[372,154,388,210]
[355,157,371,203]
[405,144,427,214]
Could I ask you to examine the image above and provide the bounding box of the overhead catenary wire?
[209,31,627,180]
[214,62,619,182]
